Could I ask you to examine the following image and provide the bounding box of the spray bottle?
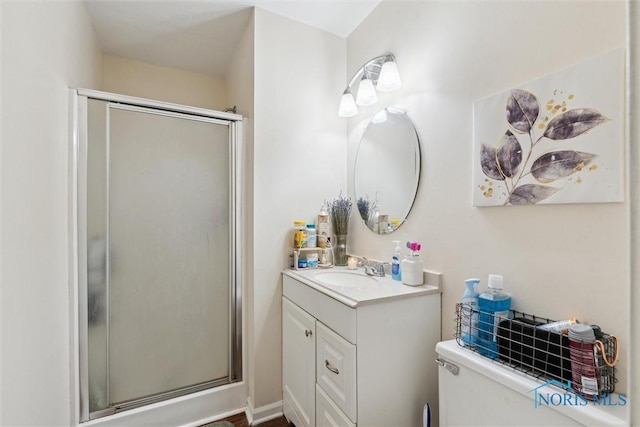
[401,241,423,286]
[461,278,480,347]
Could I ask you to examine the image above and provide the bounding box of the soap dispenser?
[391,240,402,281]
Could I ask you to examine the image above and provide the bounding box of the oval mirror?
[354,107,421,234]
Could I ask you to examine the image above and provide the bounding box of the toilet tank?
[436,340,628,426]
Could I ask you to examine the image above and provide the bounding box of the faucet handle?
[357,256,369,267]
[364,266,376,276]
[376,262,390,276]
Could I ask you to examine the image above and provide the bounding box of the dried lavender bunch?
[357,197,369,222]
[330,192,352,235]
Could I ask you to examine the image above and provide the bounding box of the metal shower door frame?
[70,89,244,423]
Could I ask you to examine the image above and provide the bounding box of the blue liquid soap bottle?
[477,274,511,359]
[461,278,480,347]
[391,240,402,281]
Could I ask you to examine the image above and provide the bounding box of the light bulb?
[356,76,378,106]
[338,89,358,117]
[377,60,402,92]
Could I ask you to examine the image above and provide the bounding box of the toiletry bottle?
[391,240,402,281]
[461,278,480,347]
[537,317,578,334]
[316,203,330,248]
[307,252,319,268]
[378,214,389,234]
[293,221,307,248]
[306,224,317,248]
[401,242,423,286]
[568,324,601,399]
[477,274,511,359]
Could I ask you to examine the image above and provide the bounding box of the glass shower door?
[83,98,238,418]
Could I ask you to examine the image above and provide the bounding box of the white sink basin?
[312,270,377,288]
[285,266,438,307]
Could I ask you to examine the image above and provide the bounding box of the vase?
[334,234,348,266]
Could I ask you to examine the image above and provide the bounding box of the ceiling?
[83,0,380,77]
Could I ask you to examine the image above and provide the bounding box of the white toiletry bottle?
[391,240,402,281]
[306,224,317,248]
[401,254,423,286]
[316,203,330,248]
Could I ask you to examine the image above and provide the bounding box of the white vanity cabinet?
[282,270,441,427]
[283,297,317,427]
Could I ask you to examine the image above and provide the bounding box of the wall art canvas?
[472,49,624,206]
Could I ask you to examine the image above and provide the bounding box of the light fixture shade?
[377,60,402,92]
[356,76,378,106]
[338,89,358,117]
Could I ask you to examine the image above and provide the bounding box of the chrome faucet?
[364,261,390,277]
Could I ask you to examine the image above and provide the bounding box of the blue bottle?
[461,278,480,347]
[391,240,402,281]
[477,274,511,359]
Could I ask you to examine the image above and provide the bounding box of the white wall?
[2,1,632,423]
[0,1,102,425]
[0,1,4,422]
[103,54,228,110]
[251,8,347,410]
[629,1,639,423]
[347,0,631,407]
[226,8,257,413]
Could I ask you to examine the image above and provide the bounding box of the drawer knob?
[305,329,313,337]
[325,360,340,375]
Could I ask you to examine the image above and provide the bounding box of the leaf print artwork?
[530,151,595,183]
[506,89,540,133]
[496,131,522,178]
[508,184,560,205]
[472,49,624,206]
[543,109,609,140]
[481,131,523,181]
[478,89,607,205]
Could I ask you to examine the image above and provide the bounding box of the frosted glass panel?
[87,99,109,412]
[107,107,230,404]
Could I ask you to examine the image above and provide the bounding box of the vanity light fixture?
[338,54,402,118]
[355,73,378,106]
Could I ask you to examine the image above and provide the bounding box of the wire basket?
[454,303,618,399]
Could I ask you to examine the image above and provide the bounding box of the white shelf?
[292,247,331,270]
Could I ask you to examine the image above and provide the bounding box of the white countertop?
[283,266,441,308]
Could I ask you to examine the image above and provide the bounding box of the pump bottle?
[391,240,402,281]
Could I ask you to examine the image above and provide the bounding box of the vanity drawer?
[316,384,356,427]
[283,275,356,343]
[316,322,356,423]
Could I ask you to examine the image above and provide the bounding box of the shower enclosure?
[71,89,243,422]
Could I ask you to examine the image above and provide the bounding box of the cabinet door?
[316,322,357,423]
[283,297,316,427]
[316,384,356,427]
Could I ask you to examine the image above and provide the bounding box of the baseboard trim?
[246,398,283,426]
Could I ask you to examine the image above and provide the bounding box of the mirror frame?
[354,107,421,234]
